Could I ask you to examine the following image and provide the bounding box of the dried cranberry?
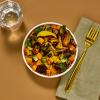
[36,65,47,74]
[52,42,58,47]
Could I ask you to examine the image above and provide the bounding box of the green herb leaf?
[45,25,51,31]
[32,55,38,61]
[60,53,67,63]
[64,52,71,58]
[42,57,49,68]
[56,63,67,72]
[25,39,31,47]
[34,27,42,33]
[60,25,66,35]
[56,63,66,69]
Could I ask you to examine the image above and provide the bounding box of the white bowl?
[22,22,78,78]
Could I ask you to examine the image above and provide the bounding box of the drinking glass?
[0,0,23,31]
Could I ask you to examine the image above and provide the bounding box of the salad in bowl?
[22,22,78,78]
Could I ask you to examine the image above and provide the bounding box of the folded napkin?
[56,17,100,100]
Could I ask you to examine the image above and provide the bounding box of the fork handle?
[65,48,88,91]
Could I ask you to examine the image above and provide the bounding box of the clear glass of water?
[0,0,23,31]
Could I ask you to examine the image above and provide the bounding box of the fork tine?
[86,25,99,42]
[90,27,97,40]
[93,27,100,41]
[88,27,96,39]
[86,26,94,38]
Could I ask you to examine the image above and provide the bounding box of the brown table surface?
[0,0,100,100]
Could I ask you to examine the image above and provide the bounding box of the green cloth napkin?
[56,17,100,100]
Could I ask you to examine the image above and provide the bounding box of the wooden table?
[0,0,100,100]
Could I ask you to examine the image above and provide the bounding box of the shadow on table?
[56,97,67,100]
[0,22,27,53]
[25,64,60,89]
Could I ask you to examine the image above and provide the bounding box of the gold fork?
[65,25,100,92]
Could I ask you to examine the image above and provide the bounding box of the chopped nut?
[46,66,57,76]
[32,65,37,71]
[36,60,42,66]
[37,37,44,44]
[26,57,32,65]
[36,53,42,60]
[68,55,75,62]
